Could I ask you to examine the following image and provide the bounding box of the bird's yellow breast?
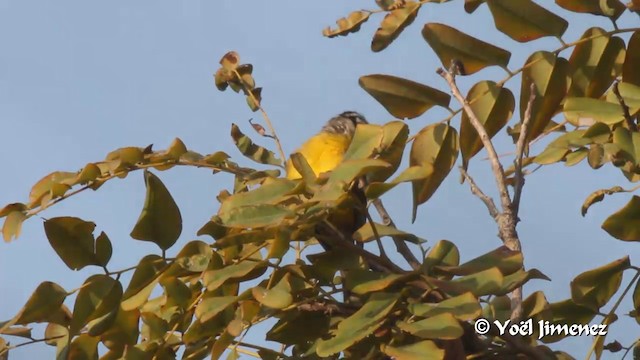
[285,132,352,180]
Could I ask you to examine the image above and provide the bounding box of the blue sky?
[1,1,638,358]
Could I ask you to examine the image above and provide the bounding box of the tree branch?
[437,67,512,211]
[438,65,524,320]
[512,83,536,217]
[459,167,499,219]
[372,198,421,271]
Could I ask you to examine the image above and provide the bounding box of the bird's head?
[322,111,368,137]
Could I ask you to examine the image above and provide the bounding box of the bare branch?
[437,67,512,211]
[364,207,390,261]
[512,83,536,217]
[372,198,421,270]
[438,66,524,321]
[459,167,500,219]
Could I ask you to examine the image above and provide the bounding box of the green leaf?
[70,275,123,335]
[422,23,511,75]
[570,256,630,310]
[312,159,390,202]
[365,166,433,199]
[623,31,640,86]
[219,204,294,228]
[203,151,231,165]
[582,186,625,216]
[359,75,450,119]
[397,313,463,340]
[522,291,550,319]
[410,123,459,222]
[409,292,481,321]
[211,332,235,360]
[219,178,297,214]
[347,270,410,295]
[44,217,104,270]
[437,246,522,277]
[288,152,317,184]
[606,82,640,115]
[602,196,640,241]
[582,122,612,143]
[540,299,597,343]
[213,228,274,249]
[28,171,76,207]
[251,278,292,309]
[173,240,214,273]
[342,123,385,161]
[0,203,26,219]
[498,268,550,295]
[14,282,67,325]
[520,51,570,141]
[316,292,400,357]
[353,221,422,244]
[568,27,625,98]
[99,308,140,348]
[68,334,99,360]
[2,210,27,242]
[121,255,167,311]
[0,326,32,339]
[45,323,69,359]
[460,81,514,169]
[555,0,626,19]
[564,97,624,126]
[534,130,589,165]
[486,0,568,42]
[381,340,444,360]
[267,311,330,345]
[564,148,588,166]
[323,11,371,38]
[130,170,182,251]
[195,295,238,323]
[204,261,266,291]
[452,267,504,296]
[464,0,485,13]
[423,240,460,278]
[371,1,421,52]
[230,123,281,166]
[481,295,512,323]
[369,121,411,182]
[95,232,113,267]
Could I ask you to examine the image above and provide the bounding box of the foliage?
[2,1,640,359]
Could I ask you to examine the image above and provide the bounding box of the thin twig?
[364,208,389,261]
[233,69,287,164]
[459,167,499,219]
[372,199,421,270]
[0,335,66,357]
[613,81,637,132]
[512,83,536,217]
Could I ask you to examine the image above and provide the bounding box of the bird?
[285,111,368,180]
[285,111,369,251]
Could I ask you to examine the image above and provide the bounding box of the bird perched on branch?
[285,111,369,250]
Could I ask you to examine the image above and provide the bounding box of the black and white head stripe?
[322,111,368,136]
[339,111,368,125]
